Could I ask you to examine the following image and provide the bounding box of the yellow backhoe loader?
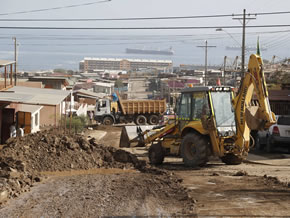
[120,54,276,166]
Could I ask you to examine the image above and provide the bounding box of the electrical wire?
[1,29,290,39]
[1,24,290,30]
[1,10,290,21]
[0,0,111,16]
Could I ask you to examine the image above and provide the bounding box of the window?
[277,116,290,125]
[101,100,107,107]
[35,113,38,126]
[178,93,191,119]
[211,92,235,127]
[192,92,208,120]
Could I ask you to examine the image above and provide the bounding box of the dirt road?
[97,127,290,217]
[0,169,195,217]
[1,127,290,217]
[159,159,290,217]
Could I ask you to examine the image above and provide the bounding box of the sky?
[1,0,290,71]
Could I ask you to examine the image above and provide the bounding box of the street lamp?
[216,28,241,47]
[216,28,241,87]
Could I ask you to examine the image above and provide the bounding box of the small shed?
[0,60,16,90]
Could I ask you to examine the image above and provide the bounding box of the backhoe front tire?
[220,154,243,165]
[180,133,208,167]
[149,142,164,165]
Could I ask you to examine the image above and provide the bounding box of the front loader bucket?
[120,126,130,148]
[119,125,154,148]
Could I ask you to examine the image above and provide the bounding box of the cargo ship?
[126,47,174,55]
[226,46,267,51]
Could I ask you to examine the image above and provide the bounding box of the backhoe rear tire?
[180,133,209,167]
[149,142,164,165]
[220,154,243,165]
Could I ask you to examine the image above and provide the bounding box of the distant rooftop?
[28,76,68,81]
[0,60,15,67]
[95,82,115,87]
[83,57,172,64]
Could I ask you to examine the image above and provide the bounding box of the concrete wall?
[0,81,42,88]
[40,104,60,126]
[78,97,96,106]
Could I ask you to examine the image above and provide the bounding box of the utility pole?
[233,9,256,78]
[223,56,227,85]
[12,37,17,86]
[197,40,216,86]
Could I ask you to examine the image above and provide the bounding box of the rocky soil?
[0,129,195,216]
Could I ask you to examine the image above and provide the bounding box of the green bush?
[63,115,88,133]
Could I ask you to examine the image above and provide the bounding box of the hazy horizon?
[1,0,290,71]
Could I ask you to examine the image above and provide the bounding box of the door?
[1,108,15,143]
[17,111,31,134]
[177,93,192,130]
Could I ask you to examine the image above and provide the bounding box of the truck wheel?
[149,142,164,165]
[220,154,242,165]
[135,115,147,125]
[180,133,208,167]
[148,115,159,125]
[103,116,114,125]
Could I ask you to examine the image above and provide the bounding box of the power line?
[1,10,290,21]
[0,0,111,16]
[1,28,290,38]
[1,24,290,30]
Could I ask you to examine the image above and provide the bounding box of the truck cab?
[96,99,111,116]
[95,99,116,125]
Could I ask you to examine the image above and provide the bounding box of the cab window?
[192,92,209,120]
[178,93,191,119]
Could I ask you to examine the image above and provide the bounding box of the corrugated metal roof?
[0,86,70,106]
[74,89,106,99]
[0,60,15,67]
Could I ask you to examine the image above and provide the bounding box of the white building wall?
[31,110,41,133]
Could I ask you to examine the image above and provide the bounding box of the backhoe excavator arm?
[233,54,276,154]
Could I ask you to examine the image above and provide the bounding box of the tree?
[115,79,124,91]
[53,68,67,74]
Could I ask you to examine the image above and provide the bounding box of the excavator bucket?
[119,125,154,148]
[245,106,274,130]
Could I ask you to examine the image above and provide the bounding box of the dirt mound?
[1,129,140,173]
[0,156,40,204]
[0,129,147,204]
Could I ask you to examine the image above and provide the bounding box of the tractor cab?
[177,86,236,137]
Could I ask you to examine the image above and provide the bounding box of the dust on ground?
[94,127,290,217]
[0,171,195,217]
[0,128,196,217]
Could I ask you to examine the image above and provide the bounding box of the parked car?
[255,115,290,152]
